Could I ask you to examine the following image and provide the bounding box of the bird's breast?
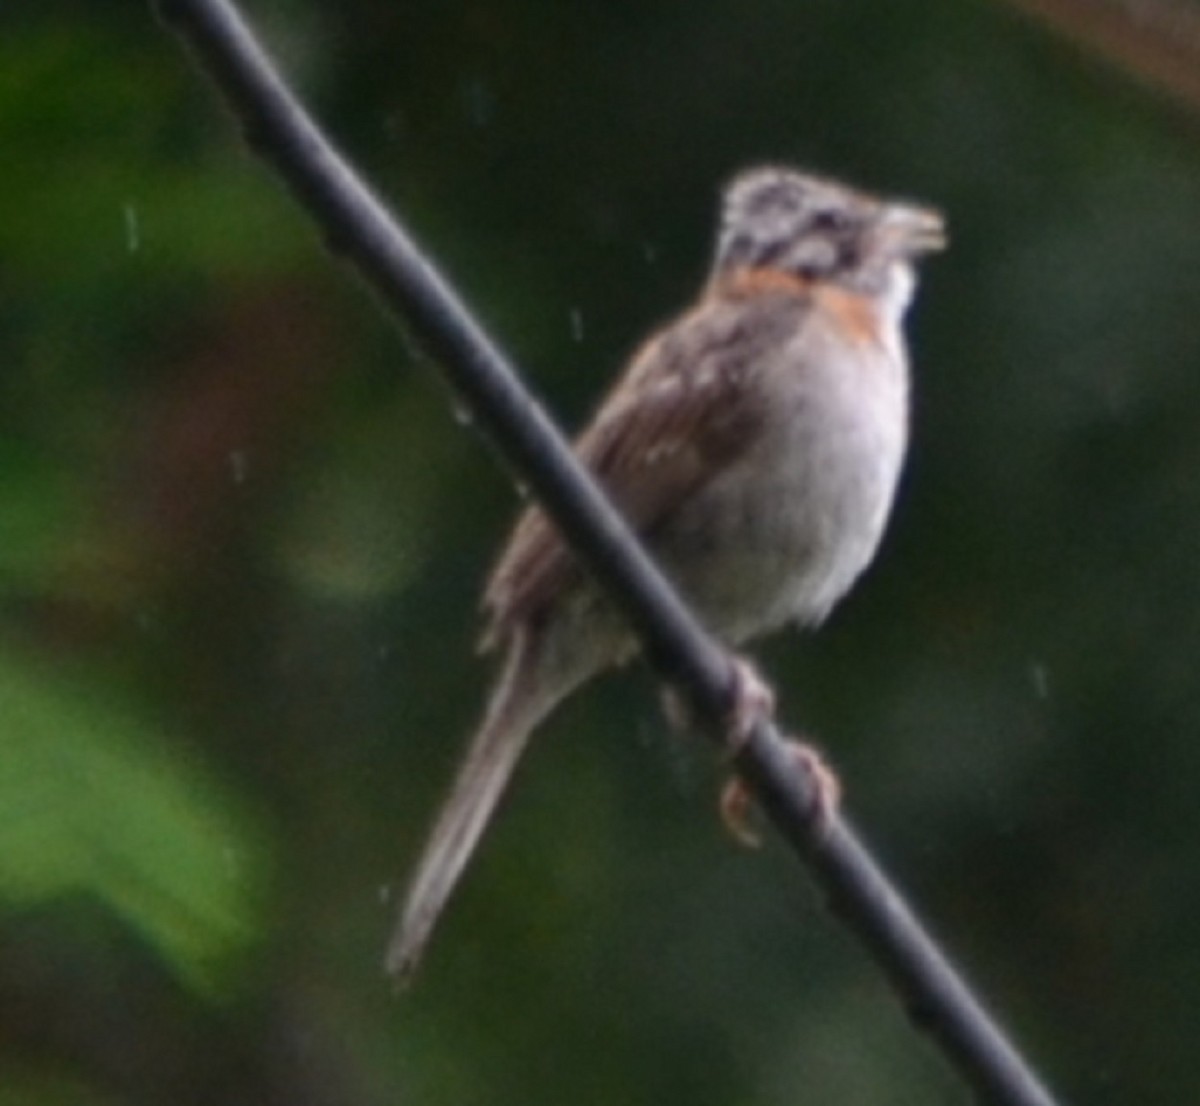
[658,302,910,640]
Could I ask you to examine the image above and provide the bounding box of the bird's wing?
[481,284,809,647]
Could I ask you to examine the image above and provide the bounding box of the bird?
[386,165,945,983]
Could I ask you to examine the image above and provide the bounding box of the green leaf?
[0,652,267,992]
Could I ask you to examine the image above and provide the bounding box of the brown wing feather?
[481,280,811,649]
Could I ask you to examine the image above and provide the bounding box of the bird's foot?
[723,655,776,752]
[661,655,776,742]
[662,655,839,844]
[720,741,840,846]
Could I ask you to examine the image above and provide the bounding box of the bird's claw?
[724,656,776,753]
[720,739,841,847]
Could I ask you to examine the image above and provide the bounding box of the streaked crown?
[713,166,945,292]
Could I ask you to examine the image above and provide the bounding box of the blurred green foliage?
[4,1,1200,1104]
[0,650,264,992]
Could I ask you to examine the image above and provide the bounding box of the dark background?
[3,1,1200,1103]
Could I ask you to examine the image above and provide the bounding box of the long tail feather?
[386,630,557,984]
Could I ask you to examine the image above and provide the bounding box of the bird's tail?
[386,629,559,984]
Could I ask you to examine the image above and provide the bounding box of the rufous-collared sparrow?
[387,165,945,982]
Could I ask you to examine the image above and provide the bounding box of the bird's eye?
[811,208,849,233]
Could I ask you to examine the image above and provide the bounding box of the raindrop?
[228,449,249,484]
[452,403,475,428]
[1028,662,1050,701]
[642,241,658,264]
[461,78,494,128]
[378,883,393,904]
[124,202,140,254]
[569,308,585,343]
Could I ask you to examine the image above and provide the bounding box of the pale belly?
[654,329,908,642]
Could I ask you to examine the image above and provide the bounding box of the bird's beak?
[879,204,947,256]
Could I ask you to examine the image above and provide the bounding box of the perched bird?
[387,165,945,982]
